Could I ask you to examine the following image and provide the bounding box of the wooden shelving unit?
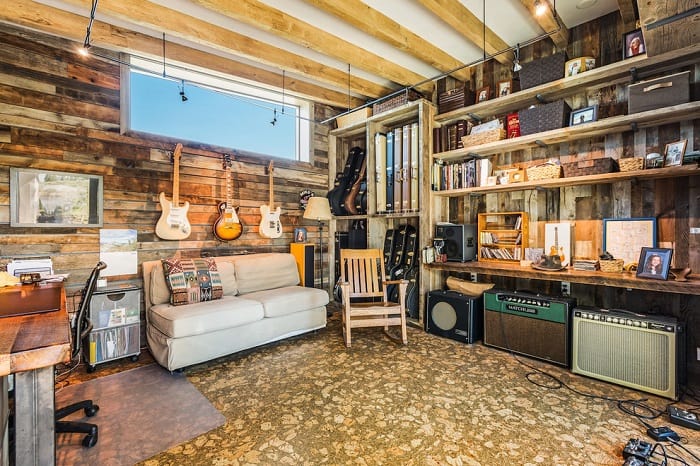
[477,212,528,262]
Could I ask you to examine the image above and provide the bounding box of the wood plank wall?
[0,24,333,295]
[439,13,700,386]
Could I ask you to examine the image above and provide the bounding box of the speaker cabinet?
[572,307,683,400]
[426,290,483,343]
[434,224,476,262]
[290,243,314,288]
[483,290,575,367]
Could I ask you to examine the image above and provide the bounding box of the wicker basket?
[520,51,568,89]
[599,259,624,273]
[526,163,561,181]
[618,158,644,172]
[518,100,571,135]
[461,128,505,147]
[372,89,422,115]
[562,157,618,177]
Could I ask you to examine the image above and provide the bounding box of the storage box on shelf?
[519,51,567,89]
[562,157,618,178]
[372,89,422,115]
[438,85,475,115]
[478,212,528,262]
[518,100,571,135]
[628,71,690,114]
[336,107,372,129]
[618,158,645,172]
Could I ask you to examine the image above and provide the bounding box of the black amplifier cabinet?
[426,290,483,344]
[572,307,684,400]
[483,290,576,367]
[434,224,476,262]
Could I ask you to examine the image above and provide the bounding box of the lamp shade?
[303,197,332,221]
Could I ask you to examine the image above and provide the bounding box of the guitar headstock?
[222,154,232,170]
[265,160,274,175]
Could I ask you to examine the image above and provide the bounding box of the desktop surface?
[0,283,63,318]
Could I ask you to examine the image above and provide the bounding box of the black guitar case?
[382,228,397,272]
[327,146,365,216]
[388,225,418,305]
[386,224,414,300]
[333,220,368,302]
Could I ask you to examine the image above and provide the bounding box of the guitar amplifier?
[290,243,314,288]
[426,290,483,343]
[435,224,476,262]
[483,290,576,367]
[572,307,684,399]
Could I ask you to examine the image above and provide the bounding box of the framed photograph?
[624,28,646,59]
[664,139,687,167]
[565,58,585,77]
[602,217,656,266]
[294,227,307,243]
[10,167,103,227]
[497,80,512,97]
[475,86,490,103]
[636,247,672,280]
[570,105,598,126]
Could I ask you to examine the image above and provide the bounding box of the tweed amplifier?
[483,290,576,366]
[572,307,684,400]
[426,290,483,344]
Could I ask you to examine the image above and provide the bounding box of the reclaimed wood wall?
[0,24,334,293]
[439,13,700,385]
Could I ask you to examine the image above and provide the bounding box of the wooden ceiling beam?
[302,0,471,83]
[0,1,365,108]
[190,0,433,93]
[519,0,569,50]
[416,0,512,65]
[32,0,391,100]
[617,0,638,30]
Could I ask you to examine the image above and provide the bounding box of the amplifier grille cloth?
[576,320,670,392]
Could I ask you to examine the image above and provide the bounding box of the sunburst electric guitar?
[155,143,191,240]
[259,161,282,238]
[213,154,243,241]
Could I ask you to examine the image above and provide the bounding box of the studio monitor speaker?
[426,290,483,343]
[434,224,476,262]
[572,307,683,400]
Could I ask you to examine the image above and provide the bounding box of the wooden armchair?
[339,248,408,347]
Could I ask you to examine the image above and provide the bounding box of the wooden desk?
[0,283,71,466]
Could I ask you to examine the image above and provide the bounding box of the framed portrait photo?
[624,28,646,59]
[497,80,512,97]
[294,227,307,243]
[569,105,598,126]
[475,86,490,104]
[636,247,672,280]
[664,139,687,167]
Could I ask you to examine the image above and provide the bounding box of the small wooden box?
[336,107,372,128]
[438,85,475,114]
[628,71,689,114]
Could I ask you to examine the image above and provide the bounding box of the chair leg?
[343,309,351,347]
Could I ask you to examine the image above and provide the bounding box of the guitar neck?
[172,143,183,207]
[268,161,275,209]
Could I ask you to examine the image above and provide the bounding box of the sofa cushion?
[149,295,264,338]
[149,261,170,306]
[214,259,238,296]
[233,253,300,294]
[162,258,224,305]
[243,286,329,318]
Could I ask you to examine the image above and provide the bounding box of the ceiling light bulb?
[78,46,90,57]
[534,0,548,16]
[513,61,523,72]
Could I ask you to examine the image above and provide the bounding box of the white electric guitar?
[155,143,191,240]
[259,160,282,238]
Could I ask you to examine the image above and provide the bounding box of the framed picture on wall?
[664,139,687,167]
[475,86,490,103]
[497,80,512,97]
[602,217,656,266]
[624,28,646,58]
[636,247,672,280]
[294,227,307,243]
[10,167,103,227]
[570,105,598,126]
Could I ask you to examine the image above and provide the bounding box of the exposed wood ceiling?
[2,0,624,110]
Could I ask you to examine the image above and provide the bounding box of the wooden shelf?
[434,43,700,126]
[433,101,700,162]
[331,100,427,138]
[432,165,700,197]
[426,261,700,296]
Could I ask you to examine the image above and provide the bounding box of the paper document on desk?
[7,258,53,277]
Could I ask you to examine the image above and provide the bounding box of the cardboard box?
[336,107,372,128]
[628,71,689,114]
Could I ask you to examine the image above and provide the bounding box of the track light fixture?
[78,0,99,56]
[513,43,522,72]
[270,108,277,126]
[178,79,188,102]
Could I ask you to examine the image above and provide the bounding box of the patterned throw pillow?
[161,258,224,306]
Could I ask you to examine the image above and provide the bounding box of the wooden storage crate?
[438,85,475,114]
[335,107,372,128]
[372,89,422,115]
[519,51,567,89]
[518,100,571,135]
[562,157,618,177]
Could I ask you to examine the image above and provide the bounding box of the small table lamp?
[303,197,332,291]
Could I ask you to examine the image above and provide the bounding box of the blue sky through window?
[130,72,298,159]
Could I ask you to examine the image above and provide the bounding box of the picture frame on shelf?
[294,227,307,243]
[569,105,598,126]
[475,86,490,103]
[636,247,672,280]
[624,28,646,59]
[9,167,103,228]
[497,80,512,97]
[664,139,687,167]
[602,217,656,266]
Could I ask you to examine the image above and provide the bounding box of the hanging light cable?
[281,70,285,115]
[78,0,99,56]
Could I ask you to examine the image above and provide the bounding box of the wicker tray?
[372,89,422,115]
[461,128,505,147]
[526,163,561,181]
[599,259,624,273]
[562,157,618,177]
[618,158,644,172]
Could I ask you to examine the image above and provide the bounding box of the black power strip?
[646,426,680,442]
[668,406,700,430]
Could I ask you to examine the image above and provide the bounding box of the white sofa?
[142,253,328,371]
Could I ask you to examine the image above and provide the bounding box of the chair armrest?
[383,279,409,285]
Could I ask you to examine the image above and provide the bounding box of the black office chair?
[55,261,106,448]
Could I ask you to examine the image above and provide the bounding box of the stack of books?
[573,259,599,271]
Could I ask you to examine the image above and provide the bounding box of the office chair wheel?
[130,354,139,362]
[85,405,99,417]
[87,364,96,373]
[82,429,98,448]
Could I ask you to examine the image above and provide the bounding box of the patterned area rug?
[141,313,700,465]
[55,363,225,466]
